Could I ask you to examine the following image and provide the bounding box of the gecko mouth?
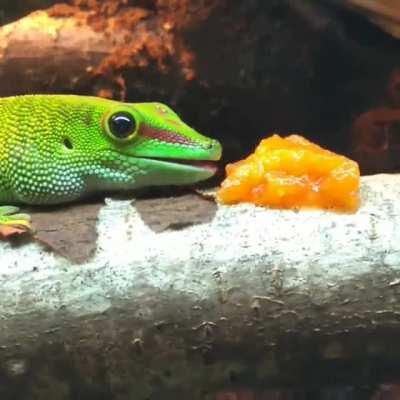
[144,157,219,173]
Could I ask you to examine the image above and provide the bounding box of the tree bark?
[0,1,216,99]
[0,174,400,399]
[344,0,400,38]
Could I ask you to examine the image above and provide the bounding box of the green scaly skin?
[0,95,222,231]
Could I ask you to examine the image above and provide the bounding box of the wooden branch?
[0,10,118,96]
[1,174,400,398]
[346,0,400,24]
[0,2,211,98]
[345,0,400,38]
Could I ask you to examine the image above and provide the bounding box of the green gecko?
[0,95,222,232]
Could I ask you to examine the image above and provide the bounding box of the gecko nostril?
[204,139,222,160]
[205,140,217,149]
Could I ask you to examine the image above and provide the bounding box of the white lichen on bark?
[0,174,399,324]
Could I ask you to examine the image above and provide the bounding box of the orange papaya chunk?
[217,134,360,212]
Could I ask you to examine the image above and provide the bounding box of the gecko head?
[97,101,222,187]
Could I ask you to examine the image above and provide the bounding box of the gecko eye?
[108,112,137,140]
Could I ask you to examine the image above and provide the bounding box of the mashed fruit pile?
[217,134,360,212]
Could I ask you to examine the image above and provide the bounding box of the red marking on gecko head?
[140,124,196,146]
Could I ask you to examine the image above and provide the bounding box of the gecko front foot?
[0,206,32,237]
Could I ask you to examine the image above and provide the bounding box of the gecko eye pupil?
[109,112,136,139]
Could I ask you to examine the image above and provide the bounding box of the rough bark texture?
[0,174,400,399]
